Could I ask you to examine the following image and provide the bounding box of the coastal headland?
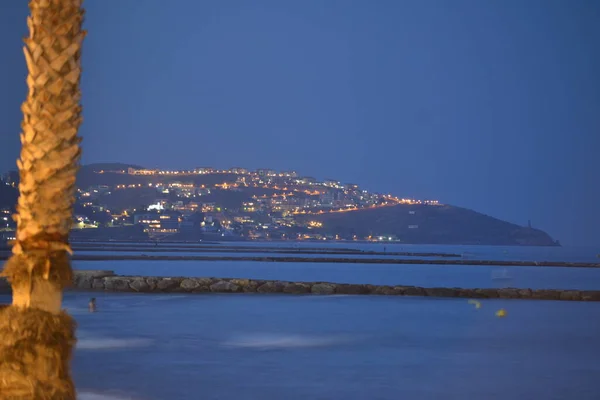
[1,163,560,246]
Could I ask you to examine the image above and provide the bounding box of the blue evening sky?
[0,0,598,245]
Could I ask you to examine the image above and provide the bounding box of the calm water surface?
[4,245,600,399]
[1,292,598,400]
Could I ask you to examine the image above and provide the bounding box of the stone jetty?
[2,270,598,302]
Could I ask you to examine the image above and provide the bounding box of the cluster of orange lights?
[292,204,384,215]
[115,184,144,189]
[93,169,443,219]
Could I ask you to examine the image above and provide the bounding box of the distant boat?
[491,268,512,281]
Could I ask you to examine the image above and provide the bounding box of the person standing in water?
[88,297,97,313]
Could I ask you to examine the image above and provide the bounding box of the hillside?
[0,163,560,246]
[78,164,557,246]
[295,204,558,246]
[80,162,143,172]
[76,164,240,188]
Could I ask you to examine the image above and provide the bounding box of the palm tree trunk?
[0,0,85,398]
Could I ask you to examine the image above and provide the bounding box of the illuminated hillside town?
[1,166,441,242]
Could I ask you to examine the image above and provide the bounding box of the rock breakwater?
[75,275,600,301]
[1,271,599,301]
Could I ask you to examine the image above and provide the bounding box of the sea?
[2,243,600,400]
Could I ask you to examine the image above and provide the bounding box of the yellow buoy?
[495,308,507,318]
[468,299,482,309]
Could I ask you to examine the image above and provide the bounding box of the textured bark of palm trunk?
[0,0,85,398]
[0,307,77,399]
[12,277,63,312]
